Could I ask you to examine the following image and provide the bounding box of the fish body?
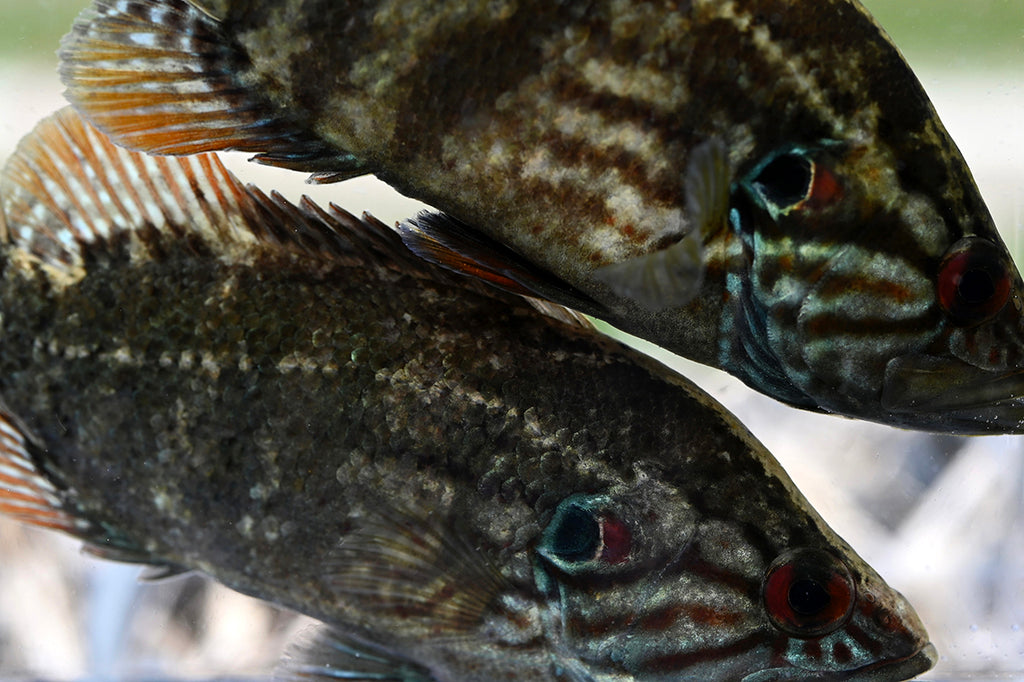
[59,0,1024,433]
[0,109,935,681]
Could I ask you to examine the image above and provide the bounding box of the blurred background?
[0,0,1021,679]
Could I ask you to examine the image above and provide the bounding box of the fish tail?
[59,0,362,177]
[0,410,84,535]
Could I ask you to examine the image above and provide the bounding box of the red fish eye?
[937,237,1012,326]
[541,498,632,567]
[762,548,856,638]
[598,515,631,564]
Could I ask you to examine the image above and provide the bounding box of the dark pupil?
[753,153,812,208]
[551,505,600,562]
[788,578,831,616]
[958,268,996,304]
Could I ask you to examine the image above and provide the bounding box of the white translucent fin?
[278,626,434,682]
[592,138,730,311]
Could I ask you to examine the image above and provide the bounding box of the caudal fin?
[59,0,364,180]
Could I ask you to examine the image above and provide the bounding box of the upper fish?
[0,108,934,681]
[57,0,1024,434]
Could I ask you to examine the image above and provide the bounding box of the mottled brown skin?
[0,230,927,678]
[212,0,988,345]
[59,0,1024,431]
[0,226,769,619]
[0,110,934,679]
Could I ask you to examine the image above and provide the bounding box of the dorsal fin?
[0,108,406,279]
[2,108,601,332]
[59,0,362,178]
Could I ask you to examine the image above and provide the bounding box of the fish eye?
[762,548,856,638]
[746,149,842,218]
[937,237,1013,326]
[539,496,632,571]
[752,153,812,209]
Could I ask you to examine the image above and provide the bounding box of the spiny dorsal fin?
[399,211,606,322]
[59,0,363,178]
[0,407,84,534]
[3,106,259,273]
[1,108,396,279]
[278,626,435,682]
[2,108,599,331]
[330,504,509,638]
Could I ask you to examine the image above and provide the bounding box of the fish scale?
[58,0,1024,432]
[0,108,935,680]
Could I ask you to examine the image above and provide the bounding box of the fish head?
[529,480,935,681]
[725,114,1024,432]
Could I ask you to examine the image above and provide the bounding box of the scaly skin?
[0,109,935,680]
[59,0,1024,432]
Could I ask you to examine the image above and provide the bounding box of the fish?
[0,108,935,681]
[56,0,1024,434]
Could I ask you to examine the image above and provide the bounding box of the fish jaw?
[739,576,935,682]
[741,644,937,682]
[881,355,1024,434]
[838,643,937,682]
[877,254,1024,434]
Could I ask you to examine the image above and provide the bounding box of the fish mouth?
[882,354,1024,434]
[741,642,937,682]
[840,642,938,682]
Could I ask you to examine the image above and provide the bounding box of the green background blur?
[2,0,1021,63]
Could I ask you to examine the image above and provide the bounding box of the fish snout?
[881,284,1024,433]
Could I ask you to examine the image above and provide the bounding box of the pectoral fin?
[329,504,508,638]
[592,138,731,311]
[278,626,435,682]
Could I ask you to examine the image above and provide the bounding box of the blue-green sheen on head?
[719,131,1024,433]
[521,480,935,681]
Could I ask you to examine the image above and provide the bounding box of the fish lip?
[882,354,1024,433]
[741,642,937,682]
[838,642,938,682]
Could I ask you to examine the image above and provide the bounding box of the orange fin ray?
[0,411,83,534]
[1,108,546,315]
[399,211,606,322]
[2,108,391,275]
[59,0,364,179]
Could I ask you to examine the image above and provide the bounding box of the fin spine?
[59,0,364,177]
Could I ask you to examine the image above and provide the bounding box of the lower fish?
[0,109,935,680]
[57,0,1024,433]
